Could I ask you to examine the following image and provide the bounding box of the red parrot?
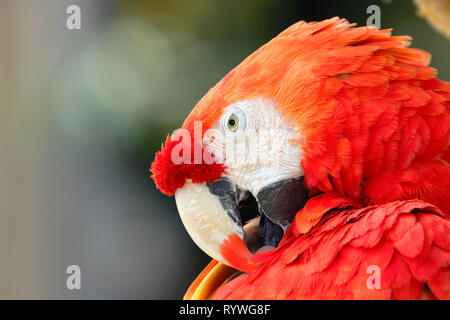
[151,18,450,299]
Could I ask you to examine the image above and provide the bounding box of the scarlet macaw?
[151,18,450,299]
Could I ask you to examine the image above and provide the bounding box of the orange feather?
[152,18,450,299]
[179,17,450,214]
[212,199,450,299]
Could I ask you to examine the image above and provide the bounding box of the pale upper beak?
[175,177,308,272]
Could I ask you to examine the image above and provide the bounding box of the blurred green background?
[0,0,448,299]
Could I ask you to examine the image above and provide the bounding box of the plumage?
[151,18,450,299]
[212,200,450,299]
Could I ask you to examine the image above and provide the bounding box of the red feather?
[149,18,450,299]
[150,135,225,195]
[212,199,450,299]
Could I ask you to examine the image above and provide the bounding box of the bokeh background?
[0,0,448,299]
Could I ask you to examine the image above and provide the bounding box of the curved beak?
[175,177,309,272]
[175,179,258,272]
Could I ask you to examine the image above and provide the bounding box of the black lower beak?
[256,177,309,247]
[207,176,309,253]
[207,178,245,229]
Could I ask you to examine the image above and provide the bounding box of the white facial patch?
[203,98,303,196]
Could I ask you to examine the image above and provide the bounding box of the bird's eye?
[227,114,239,132]
[222,107,246,133]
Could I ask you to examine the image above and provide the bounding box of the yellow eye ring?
[227,114,239,132]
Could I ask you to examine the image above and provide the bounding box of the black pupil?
[228,118,236,126]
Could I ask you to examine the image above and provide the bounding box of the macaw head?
[150,18,448,271]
